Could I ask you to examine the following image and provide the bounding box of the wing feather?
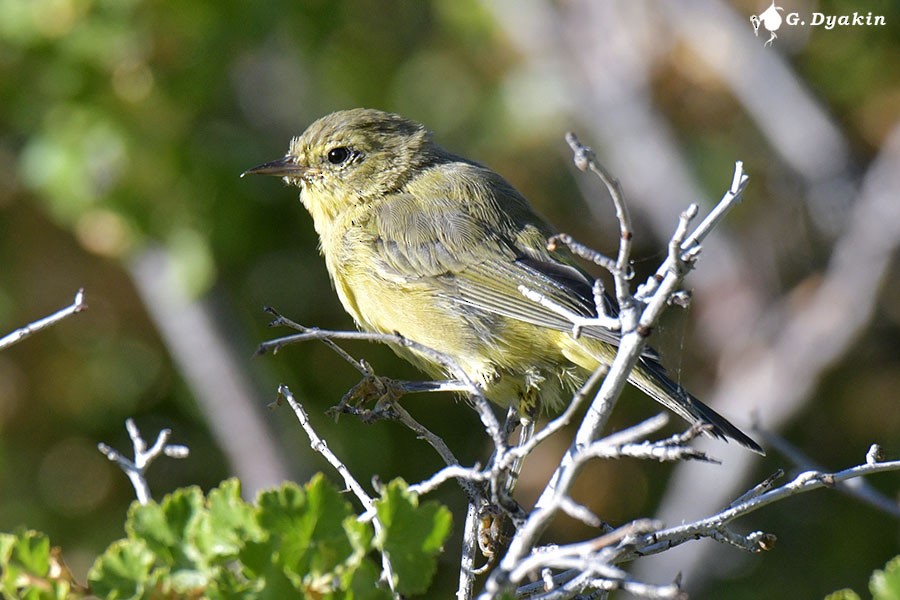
[367,185,629,349]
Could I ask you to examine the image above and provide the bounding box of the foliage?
[0,476,451,599]
[826,555,900,600]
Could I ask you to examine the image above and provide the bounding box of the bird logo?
[750,1,785,47]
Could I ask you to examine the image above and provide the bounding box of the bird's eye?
[326,147,351,165]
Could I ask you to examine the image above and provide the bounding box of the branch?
[628,452,900,560]
[482,160,749,597]
[483,451,898,598]
[576,420,717,464]
[275,385,399,596]
[276,385,375,508]
[260,322,506,452]
[0,289,87,351]
[458,502,482,600]
[263,318,516,598]
[643,122,900,588]
[97,418,189,505]
[760,434,900,518]
[565,132,634,313]
[636,163,749,302]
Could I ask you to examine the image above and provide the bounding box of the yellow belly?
[331,258,605,412]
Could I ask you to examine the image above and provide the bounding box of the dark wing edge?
[633,357,765,455]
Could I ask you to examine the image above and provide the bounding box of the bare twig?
[264,318,521,598]
[408,465,488,497]
[482,161,749,598]
[504,364,608,464]
[646,124,900,588]
[577,435,716,464]
[0,289,87,351]
[277,385,375,507]
[458,501,482,600]
[260,325,506,451]
[265,306,371,376]
[726,470,785,509]
[276,385,399,596]
[758,432,900,517]
[564,132,634,314]
[97,418,189,505]
[518,284,619,335]
[592,413,671,447]
[508,520,672,598]
[481,451,898,599]
[628,454,900,561]
[636,163,749,302]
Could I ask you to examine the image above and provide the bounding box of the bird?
[243,108,763,454]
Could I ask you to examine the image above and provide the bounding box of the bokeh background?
[1,0,899,597]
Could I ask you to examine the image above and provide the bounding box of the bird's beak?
[240,156,307,178]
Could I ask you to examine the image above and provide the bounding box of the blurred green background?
[1,0,898,597]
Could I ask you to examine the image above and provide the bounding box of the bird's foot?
[327,374,403,423]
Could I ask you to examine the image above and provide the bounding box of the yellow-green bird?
[245,108,763,454]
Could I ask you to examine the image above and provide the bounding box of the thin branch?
[504,364,608,464]
[558,496,602,528]
[509,521,674,598]
[458,501,481,600]
[726,469,785,509]
[518,284,619,334]
[490,452,897,599]
[759,432,900,517]
[547,232,619,276]
[592,413,671,447]
[482,161,750,598]
[565,132,634,311]
[265,306,371,376]
[0,289,87,351]
[577,436,716,464]
[407,465,488,497]
[277,385,374,507]
[641,123,900,589]
[629,454,900,560]
[276,385,399,596]
[97,418,189,505]
[636,163,748,302]
[260,325,507,451]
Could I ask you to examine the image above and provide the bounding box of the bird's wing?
[367,186,626,350]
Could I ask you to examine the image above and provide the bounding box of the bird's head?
[243,108,438,226]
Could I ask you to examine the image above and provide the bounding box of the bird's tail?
[629,357,765,455]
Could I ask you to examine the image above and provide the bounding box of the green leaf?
[126,486,204,567]
[0,532,14,561]
[0,529,74,600]
[193,478,260,561]
[121,485,220,595]
[240,540,304,598]
[374,479,452,596]
[8,529,51,576]
[0,530,53,599]
[343,515,374,562]
[825,590,862,600]
[88,538,155,600]
[253,475,361,595]
[204,568,260,600]
[341,558,392,600]
[338,517,389,600]
[872,555,900,600]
